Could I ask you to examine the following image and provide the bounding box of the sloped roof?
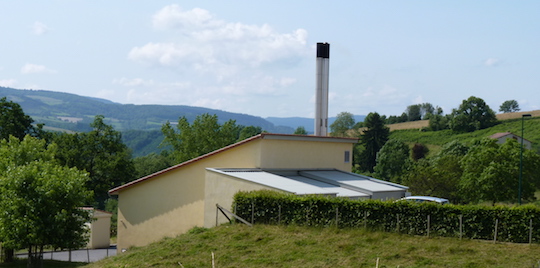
[489,132,532,143]
[109,133,358,195]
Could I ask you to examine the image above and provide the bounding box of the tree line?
[330,96,539,205]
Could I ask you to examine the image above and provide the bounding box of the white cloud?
[129,5,309,74]
[113,77,154,87]
[32,21,49,35]
[0,79,16,87]
[484,58,500,67]
[20,63,57,74]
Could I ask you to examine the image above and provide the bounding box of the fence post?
[427,215,430,237]
[278,205,281,225]
[530,218,533,244]
[251,202,255,225]
[364,211,368,229]
[459,215,463,240]
[335,207,339,227]
[493,219,499,243]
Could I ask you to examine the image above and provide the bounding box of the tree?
[162,113,241,163]
[499,100,520,113]
[0,136,92,267]
[411,143,429,161]
[133,151,175,179]
[459,138,540,204]
[420,103,435,119]
[355,112,389,173]
[449,96,498,132]
[294,126,308,135]
[0,97,39,140]
[53,115,135,208]
[406,104,422,121]
[373,139,410,183]
[237,125,263,141]
[403,140,468,203]
[330,112,355,137]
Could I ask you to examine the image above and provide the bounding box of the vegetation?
[0,97,42,140]
[354,112,389,173]
[85,224,540,268]
[500,99,520,113]
[234,190,540,243]
[0,136,92,268]
[162,113,262,164]
[52,116,135,208]
[448,96,498,132]
[329,111,355,137]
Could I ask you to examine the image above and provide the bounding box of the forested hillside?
[0,87,287,133]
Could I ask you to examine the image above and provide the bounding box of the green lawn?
[84,224,540,268]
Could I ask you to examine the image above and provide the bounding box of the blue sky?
[1,1,539,118]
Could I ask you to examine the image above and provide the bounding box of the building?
[83,207,112,249]
[490,132,532,149]
[109,133,408,252]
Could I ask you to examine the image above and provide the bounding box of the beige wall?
[116,139,263,251]
[87,210,112,249]
[259,138,353,171]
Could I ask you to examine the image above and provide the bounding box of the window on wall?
[344,151,350,163]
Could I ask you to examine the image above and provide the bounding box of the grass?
[84,224,540,268]
[389,114,540,157]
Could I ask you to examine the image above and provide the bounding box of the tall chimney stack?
[314,42,330,136]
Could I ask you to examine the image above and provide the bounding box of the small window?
[344,151,350,163]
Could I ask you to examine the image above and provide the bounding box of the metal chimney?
[314,42,330,136]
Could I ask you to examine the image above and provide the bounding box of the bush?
[233,190,540,243]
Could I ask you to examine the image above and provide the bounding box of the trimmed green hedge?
[233,190,540,243]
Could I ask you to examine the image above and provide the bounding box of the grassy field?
[383,110,540,131]
[83,224,540,268]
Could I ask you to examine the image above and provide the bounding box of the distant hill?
[0,87,358,156]
[0,87,296,133]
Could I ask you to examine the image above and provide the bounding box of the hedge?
[232,190,540,243]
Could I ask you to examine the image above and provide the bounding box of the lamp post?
[518,113,532,205]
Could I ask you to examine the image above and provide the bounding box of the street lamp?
[518,113,532,205]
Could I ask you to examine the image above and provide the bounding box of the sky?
[1,1,539,118]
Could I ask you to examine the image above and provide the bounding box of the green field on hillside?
[84,224,540,268]
[389,116,540,156]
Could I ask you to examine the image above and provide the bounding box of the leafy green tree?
[403,157,462,202]
[355,112,389,173]
[428,114,449,131]
[0,97,39,140]
[330,112,355,137]
[420,103,435,119]
[406,104,422,121]
[238,125,263,141]
[133,151,175,179]
[448,96,498,132]
[373,139,410,183]
[294,126,308,135]
[403,140,468,203]
[53,115,135,208]
[459,138,540,204]
[411,143,429,161]
[162,113,241,163]
[499,100,520,113]
[0,136,92,267]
